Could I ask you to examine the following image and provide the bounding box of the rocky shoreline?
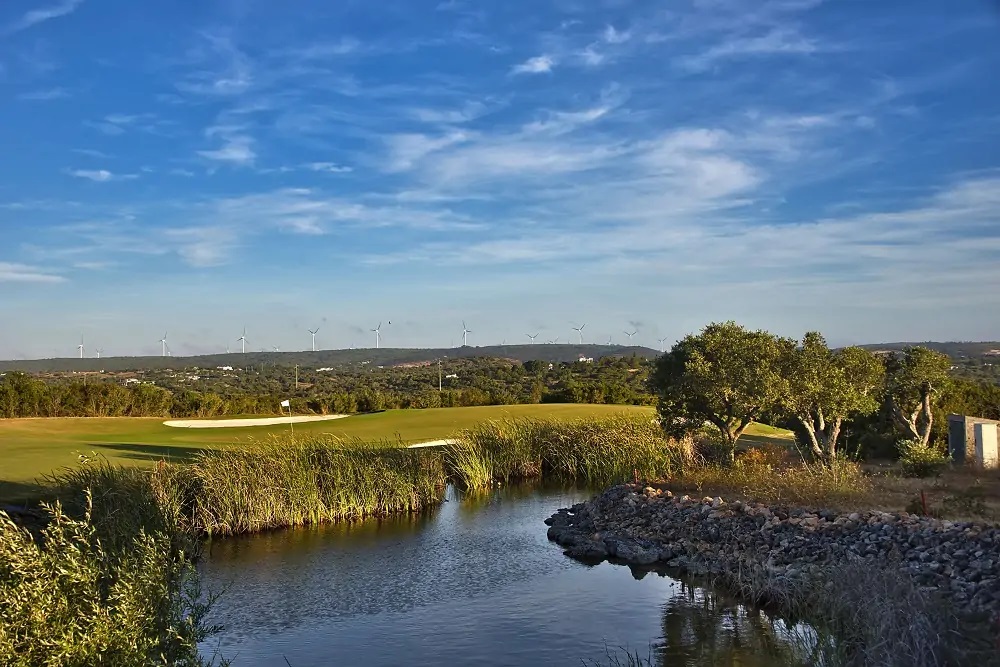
[545,484,1000,621]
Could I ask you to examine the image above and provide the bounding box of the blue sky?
[2,0,999,358]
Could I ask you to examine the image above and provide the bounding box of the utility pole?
[295,365,299,390]
[438,358,442,392]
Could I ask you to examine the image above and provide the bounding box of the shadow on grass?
[0,480,52,507]
[740,434,796,450]
[91,442,203,465]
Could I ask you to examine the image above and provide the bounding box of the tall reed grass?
[187,437,445,535]
[49,436,446,538]
[446,415,687,489]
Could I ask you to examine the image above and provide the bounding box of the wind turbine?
[77,335,84,359]
[607,334,613,345]
[547,337,560,344]
[624,330,637,343]
[462,321,471,347]
[657,336,669,352]
[572,323,587,344]
[96,349,104,359]
[159,333,169,357]
[308,327,320,352]
[526,333,539,343]
[371,322,382,349]
[272,346,280,353]
[237,327,248,354]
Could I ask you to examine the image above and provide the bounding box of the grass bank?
[0,404,663,503]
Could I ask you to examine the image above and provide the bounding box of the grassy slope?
[0,404,791,502]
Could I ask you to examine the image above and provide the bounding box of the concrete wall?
[949,414,1000,467]
[975,423,999,469]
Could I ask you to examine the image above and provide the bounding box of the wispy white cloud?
[197,126,256,166]
[71,148,111,159]
[16,87,70,101]
[511,55,554,74]
[164,226,238,267]
[602,25,631,45]
[304,162,353,173]
[0,262,65,283]
[411,102,489,124]
[175,31,253,97]
[66,169,137,182]
[85,112,170,136]
[4,0,83,34]
[384,131,471,172]
[678,28,819,71]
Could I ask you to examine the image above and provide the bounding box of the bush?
[0,495,219,666]
[897,439,950,478]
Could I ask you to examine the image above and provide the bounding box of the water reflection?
[200,485,813,667]
[656,579,812,666]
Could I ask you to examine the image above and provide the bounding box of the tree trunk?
[891,403,921,441]
[798,416,823,460]
[919,390,933,447]
[825,417,843,462]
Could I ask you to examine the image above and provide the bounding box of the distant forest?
[1,342,998,425]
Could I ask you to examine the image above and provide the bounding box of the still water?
[199,485,809,666]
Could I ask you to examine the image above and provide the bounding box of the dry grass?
[663,448,872,509]
[862,464,1000,521]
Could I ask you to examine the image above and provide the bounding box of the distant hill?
[0,344,661,374]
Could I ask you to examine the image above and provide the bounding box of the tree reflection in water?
[626,568,817,667]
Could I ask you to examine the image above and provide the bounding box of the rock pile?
[545,484,1000,620]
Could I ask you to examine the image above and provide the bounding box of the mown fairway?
[0,404,791,502]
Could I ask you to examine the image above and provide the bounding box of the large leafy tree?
[782,333,885,462]
[650,321,794,463]
[886,346,951,447]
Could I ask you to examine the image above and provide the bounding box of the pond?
[199,484,812,666]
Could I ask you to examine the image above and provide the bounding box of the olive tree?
[887,346,951,447]
[781,332,885,462]
[650,321,794,464]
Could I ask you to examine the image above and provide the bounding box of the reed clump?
[187,437,445,535]
[446,415,687,489]
[48,436,446,538]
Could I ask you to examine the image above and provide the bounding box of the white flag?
[280,399,290,408]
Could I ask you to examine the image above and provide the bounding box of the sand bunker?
[406,439,459,448]
[163,415,350,429]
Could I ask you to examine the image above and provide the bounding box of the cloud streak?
[66,169,137,182]
[0,262,65,283]
[4,0,83,34]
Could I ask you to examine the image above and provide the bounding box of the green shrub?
[0,495,219,666]
[897,440,950,478]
